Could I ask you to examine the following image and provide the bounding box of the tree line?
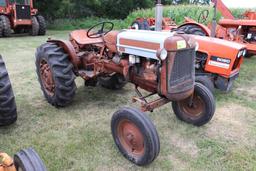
[35,0,210,20]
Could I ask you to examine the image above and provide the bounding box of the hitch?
[132,86,171,112]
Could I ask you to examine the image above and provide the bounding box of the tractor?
[0,55,17,126]
[0,148,47,171]
[0,0,46,37]
[131,4,246,93]
[177,0,256,57]
[35,22,216,165]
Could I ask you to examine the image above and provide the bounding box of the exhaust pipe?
[155,0,163,31]
[211,0,217,37]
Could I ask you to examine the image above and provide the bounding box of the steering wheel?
[87,22,114,39]
[198,10,209,23]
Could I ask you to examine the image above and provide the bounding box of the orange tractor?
[35,22,216,165]
[0,0,46,37]
[178,0,256,56]
[0,148,46,171]
[0,55,17,126]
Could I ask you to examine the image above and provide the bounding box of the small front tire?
[111,107,160,166]
[14,148,47,171]
[172,83,215,126]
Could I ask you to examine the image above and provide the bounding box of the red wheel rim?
[39,60,55,96]
[179,95,205,119]
[117,119,145,158]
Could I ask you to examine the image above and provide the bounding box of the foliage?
[48,5,250,30]
[35,0,154,20]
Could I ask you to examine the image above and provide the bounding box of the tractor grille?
[16,4,31,20]
[168,48,195,93]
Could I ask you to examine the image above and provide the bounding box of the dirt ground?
[0,31,255,171]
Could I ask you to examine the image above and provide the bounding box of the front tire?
[111,107,160,166]
[195,76,214,93]
[0,55,17,126]
[0,15,12,37]
[36,15,46,36]
[30,16,39,36]
[172,83,215,126]
[14,148,47,171]
[35,43,76,107]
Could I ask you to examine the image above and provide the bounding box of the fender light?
[237,49,247,58]
[157,49,168,61]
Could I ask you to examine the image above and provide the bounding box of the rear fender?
[178,21,211,36]
[47,39,79,70]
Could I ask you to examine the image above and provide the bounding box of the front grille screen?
[16,4,31,20]
[168,48,195,93]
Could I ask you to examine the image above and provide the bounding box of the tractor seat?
[69,30,103,45]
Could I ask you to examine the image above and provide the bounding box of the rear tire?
[0,55,17,126]
[195,76,214,93]
[131,20,150,30]
[35,43,76,107]
[111,107,160,166]
[0,19,3,37]
[172,83,215,126]
[30,16,39,36]
[14,148,47,171]
[0,15,11,37]
[98,73,127,90]
[36,15,46,35]
[178,24,206,36]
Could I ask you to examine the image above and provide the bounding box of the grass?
[0,31,256,170]
[48,5,255,30]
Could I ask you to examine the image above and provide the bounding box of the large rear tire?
[111,107,160,166]
[172,83,215,126]
[0,55,17,126]
[30,16,39,36]
[36,15,46,36]
[178,24,207,36]
[0,15,11,37]
[14,148,47,171]
[35,43,76,107]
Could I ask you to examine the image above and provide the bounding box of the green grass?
[0,31,256,170]
[48,5,254,30]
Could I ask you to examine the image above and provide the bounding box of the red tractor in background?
[0,0,46,37]
[178,0,256,56]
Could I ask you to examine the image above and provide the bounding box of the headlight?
[157,49,168,61]
[243,49,247,56]
[237,49,246,58]
[195,42,199,51]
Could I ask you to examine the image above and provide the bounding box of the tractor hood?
[193,35,246,52]
[117,30,195,60]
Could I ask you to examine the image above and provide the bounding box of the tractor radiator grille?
[16,4,31,20]
[168,48,195,93]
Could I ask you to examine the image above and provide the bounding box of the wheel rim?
[117,119,145,158]
[39,59,55,96]
[179,95,205,119]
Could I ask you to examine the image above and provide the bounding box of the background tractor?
[0,0,46,37]
[0,148,46,171]
[35,22,216,165]
[177,0,256,56]
[0,55,17,126]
